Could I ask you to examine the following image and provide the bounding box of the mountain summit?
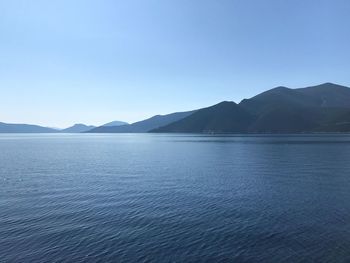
[61,124,96,133]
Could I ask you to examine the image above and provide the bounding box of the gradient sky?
[1,0,350,128]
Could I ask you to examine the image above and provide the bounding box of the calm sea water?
[1,134,350,262]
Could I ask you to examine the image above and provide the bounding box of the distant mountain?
[102,121,128,127]
[153,83,350,133]
[88,111,195,133]
[0,122,57,133]
[61,124,96,133]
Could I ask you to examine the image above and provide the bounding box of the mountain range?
[153,83,350,133]
[60,121,128,133]
[87,111,195,133]
[2,83,350,133]
[0,120,125,133]
[0,122,58,133]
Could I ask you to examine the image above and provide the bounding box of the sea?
[1,134,350,262]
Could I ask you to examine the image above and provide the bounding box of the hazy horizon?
[1,0,350,127]
[0,81,349,129]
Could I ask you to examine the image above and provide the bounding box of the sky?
[1,0,350,128]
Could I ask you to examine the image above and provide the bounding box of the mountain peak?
[303,82,349,90]
[61,123,95,133]
[71,123,88,127]
[320,82,340,86]
[215,101,237,106]
[295,82,350,108]
[273,86,289,90]
[102,120,128,127]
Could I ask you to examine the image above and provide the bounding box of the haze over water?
[1,134,350,262]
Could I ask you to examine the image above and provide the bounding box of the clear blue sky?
[1,0,349,128]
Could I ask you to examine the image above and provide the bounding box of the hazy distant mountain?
[0,122,57,133]
[61,124,96,133]
[153,83,350,133]
[102,121,128,127]
[88,111,195,133]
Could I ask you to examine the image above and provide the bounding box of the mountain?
[88,111,195,133]
[3,82,350,134]
[153,83,350,133]
[102,121,128,127]
[239,83,350,115]
[239,86,320,115]
[0,122,57,133]
[296,83,350,108]
[241,83,350,133]
[153,102,253,133]
[61,124,96,133]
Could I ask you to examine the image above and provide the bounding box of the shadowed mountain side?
[61,124,96,133]
[240,83,350,115]
[152,102,254,133]
[239,86,320,115]
[87,111,195,133]
[0,122,57,133]
[241,83,350,133]
[296,83,350,108]
[311,107,350,132]
[246,106,316,133]
[152,83,350,133]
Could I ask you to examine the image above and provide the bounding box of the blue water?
[1,134,350,262]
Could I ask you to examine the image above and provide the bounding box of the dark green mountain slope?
[152,101,254,133]
[296,83,350,108]
[153,83,350,133]
[242,83,350,133]
[239,86,319,115]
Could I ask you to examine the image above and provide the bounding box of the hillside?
[88,111,195,133]
[152,83,350,133]
[153,102,253,133]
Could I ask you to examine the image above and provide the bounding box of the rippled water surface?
[1,134,350,262]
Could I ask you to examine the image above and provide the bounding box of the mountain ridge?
[87,110,196,133]
[2,83,350,133]
[152,83,350,133]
